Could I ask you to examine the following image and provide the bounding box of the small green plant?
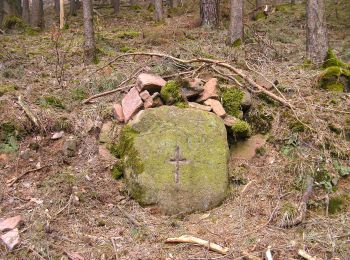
[38,95,65,109]
[119,46,135,53]
[328,194,349,214]
[221,88,244,117]
[3,15,25,29]
[71,87,88,101]
[111,163,123,180]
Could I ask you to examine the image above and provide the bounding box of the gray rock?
[121,106,229,215]
[63,136,78,157]
[241,91,252,110]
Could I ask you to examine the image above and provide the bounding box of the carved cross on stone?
[169,144,188,183]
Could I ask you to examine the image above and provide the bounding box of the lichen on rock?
[114,106,229,214]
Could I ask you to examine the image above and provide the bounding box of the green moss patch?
[160,80,185,105]
[37,95,65,109]
[116,30,140,39]
[231,119,252,139]
[323,49,349,69]
[253,11,267,21]
[0,84,17,96]
[109,125,144,177]
[221,88,244,118]
[0,122,21,154]
[2,15,25,29]
[328,194,350,214]
[319,66,350,92]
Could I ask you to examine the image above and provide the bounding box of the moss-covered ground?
[0,0,350,259]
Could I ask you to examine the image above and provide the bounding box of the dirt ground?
[1,1,350,259]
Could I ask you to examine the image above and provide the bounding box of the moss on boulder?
[231,119,252,139]
[116,106,229,214]
[319,66,350,92]
[221,88,244,118]
[160,80,186,106]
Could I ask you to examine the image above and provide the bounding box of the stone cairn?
[112,73,251,128]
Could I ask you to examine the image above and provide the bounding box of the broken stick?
[101,52,293,108]
[18,96,40,128]
[165,235,229,255]
[7,165,51,187]
[298,249,321,260]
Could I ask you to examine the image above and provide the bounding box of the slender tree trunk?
[227,0,243,45]
[82,0,96,63]
[70,0,77,16]
[154,0,163,21]
[168,0,178,8]
[54,0,60,16]
[111,0,120,14]
[306,0,328,63]
[60,0,64,28]
[31,0,44,29]
[22,0,30,23]
[0,0,4,26]
[256,0,263,8]
[200,0,219,27]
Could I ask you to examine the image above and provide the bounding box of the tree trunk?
[31,0,44,29]
[54,0,60,16]
[168,0,179,8]
[60,0,64,28]
[70,0,77,16]
[22,0,30,23]
[0,0,4,26]
[227,0,243,45]
[82,0,96,64]
[154,0,163,21]
[111,0,120,14]
[200,0,219,27]
[256,0,263,8]
[306,0,328,63]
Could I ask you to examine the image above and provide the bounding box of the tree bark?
[306,0,328,63]
[154,0,163,21]
[0,0,4,26]
[256,0,263,8]
[31,0,44,29]
[54,0,60,16]
[82,0,96,64]
[70,0,77,16]
[60,0,64,28]
[22,0,30,23]
[111,0,120,14]
[227,0,243,45]
[200,0,219,27]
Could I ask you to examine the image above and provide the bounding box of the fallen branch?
[18,96,41,129]
[7,165,51,187]
[101,52,293,108]
[281,176,314,228]
[165,235,229,255]
[298,249,321,260]
[82,68,144,104]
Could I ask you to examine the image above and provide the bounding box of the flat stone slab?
[123,106,229,214]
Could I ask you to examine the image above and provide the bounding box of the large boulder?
[117,106,229,214]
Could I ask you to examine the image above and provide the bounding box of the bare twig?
[7,165,51,187]
[281,176,314,228]
[101,52,293,108]
[82,68,144,104]
[165,235,229,255]
[298,249,321,260]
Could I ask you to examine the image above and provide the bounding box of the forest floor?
[1,1,350,259]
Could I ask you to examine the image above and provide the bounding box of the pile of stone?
[112,73,251,127]
[0,215,22,251]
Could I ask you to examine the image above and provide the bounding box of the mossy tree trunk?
[227,0,243,45]
[82,0,96,64]
[154,0,163,22]
[306,0,328,63]
[200,0,219,27]
[111,0,120,14]
[31,0,44,29]
[22,0,30,23]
